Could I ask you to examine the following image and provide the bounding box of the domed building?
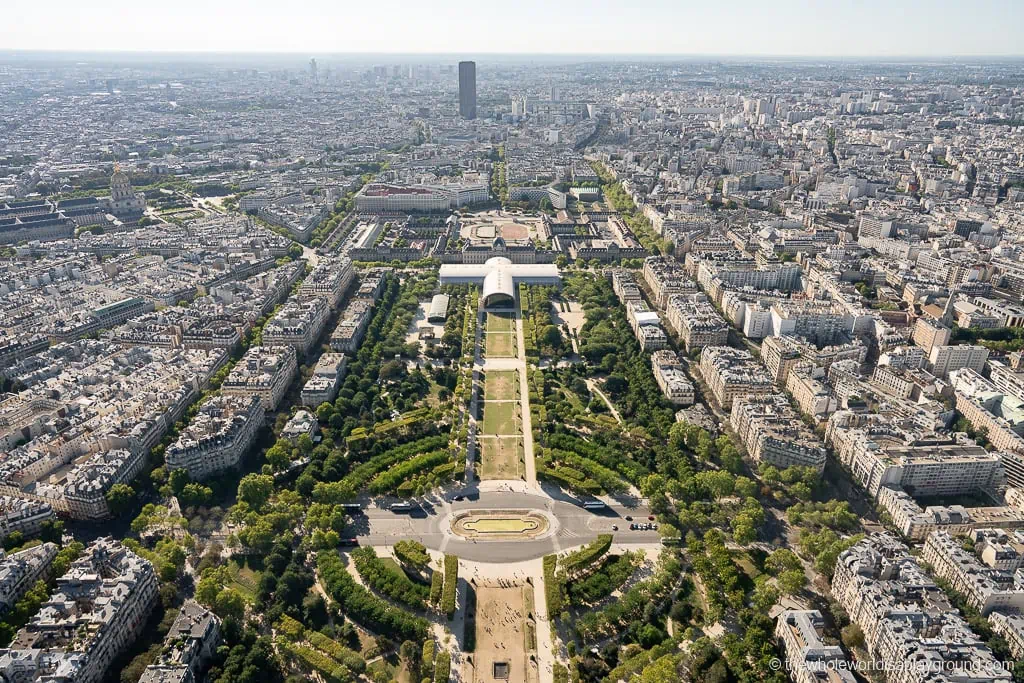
[101,168,147,219]
[459,235,542,264]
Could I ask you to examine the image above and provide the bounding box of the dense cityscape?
[1,48,1024,683]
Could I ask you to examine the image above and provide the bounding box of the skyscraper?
[458,61,476,119]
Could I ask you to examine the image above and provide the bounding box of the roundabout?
[450,509,551,541]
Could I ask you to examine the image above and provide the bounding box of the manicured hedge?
[560,534,613,577]
[394,540,430,569]
[313,435,448,502]
[351,546,429,609]
[434,650,451,682]
[421,640,436,679]
[367,450,450,494]
[542,554,563,616]
[430,568,444,605]
[317,552,429,641]
[441,554,458,617]
[307,631,366,674]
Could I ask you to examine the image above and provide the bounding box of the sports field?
[484,370,519,401]
[478,437,524,480]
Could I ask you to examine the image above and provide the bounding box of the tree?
[106,483,135,516]
[841,623,865,650]
[604,374,628,395]
[399,640,420,672]
[790,482,813,501]
[39,520,64,544]
[169,469,190,495]
[734,476,758,499]
[731,518,756,545]
[2,530,24,550]
[180,483,213,507]
[302,593,329,629]
[540,325,561,349]
[765,549,803,575]
[695,470,734,500]
[215,588,247,622]
[778,569,807,595]
[238,474,274,511]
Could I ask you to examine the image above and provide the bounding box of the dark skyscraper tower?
[458,61,476,119]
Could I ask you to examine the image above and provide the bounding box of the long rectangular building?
[699,346,775,410]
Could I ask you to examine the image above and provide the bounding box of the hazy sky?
[3,0,1023,56]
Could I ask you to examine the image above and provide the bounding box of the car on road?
[624,515,633,521]
[451,495,465,502]
[648,515,655,521]
[611,525,618,531]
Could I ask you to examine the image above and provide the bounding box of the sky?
[2,0,1023,57]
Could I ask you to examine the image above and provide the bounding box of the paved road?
[351,490,660,563]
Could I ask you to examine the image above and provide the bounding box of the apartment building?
[651,350,694,406]
[165,394,265,480]
[761,334,804,384]
[625,301,669,351]
[929,344,988,379]
[0,497,53,542]
[696,259,802,298]
[832,534,1010,683]
[0,538,158,683]
[221,345,297,411]
[610,269,643,303]
[665,295,730,352]
[731,394,827,471]
[775,610,856,683]
[761,335,867,386]
[990,612,1024,660]
[990,359,1024,401]
[298,257,354,310]
[769,300,848,345]
[875,487,1024,541]
[922,531,1024,615]
[911,317,952,355]
[699,346,774,410]
[952,368,1024,455]
[0,543,58,615]
[261,296,330,356]
[641,256,698,309]
[62,448,148,520]
[330,299,375,354]
[786,363,837,419]
[301,353,348,407]
[825,411,1004,498]
[139,601,221,683]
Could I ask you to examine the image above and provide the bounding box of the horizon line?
[2,48,1024,61]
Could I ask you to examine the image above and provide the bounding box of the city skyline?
[2,0,1023,57]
